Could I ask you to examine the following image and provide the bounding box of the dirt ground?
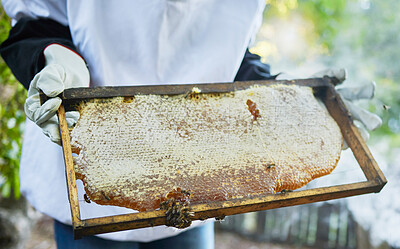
[24,215,309,249]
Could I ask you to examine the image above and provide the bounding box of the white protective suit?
[2,0,266,242]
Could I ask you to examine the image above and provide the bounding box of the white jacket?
[3,0,265,242]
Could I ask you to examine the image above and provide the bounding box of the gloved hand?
[24,44,90,144]
[278,68,382,149]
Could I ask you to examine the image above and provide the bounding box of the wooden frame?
[55,77,386,239]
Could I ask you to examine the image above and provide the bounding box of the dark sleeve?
[234,49,276,81]
[0,17,78,89]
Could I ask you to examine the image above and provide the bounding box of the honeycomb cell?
[70,84,342,212]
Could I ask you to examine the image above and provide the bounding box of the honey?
[70,85,342,213]
[246,99,260,121]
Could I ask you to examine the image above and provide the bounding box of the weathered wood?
[57,78,387,239]
[74,181,381,238]
[60,78,331,111]
[323,85,387,184]
[57,106,83,235]
[62,78,328,99]
[315,204,331,248]
[217,202,360,248]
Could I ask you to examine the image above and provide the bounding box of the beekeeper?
[0,1,274,248]
[0,1,381,248]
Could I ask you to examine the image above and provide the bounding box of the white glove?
[24,44,90,144]
[311,68,382,134]
[278,68,382,149]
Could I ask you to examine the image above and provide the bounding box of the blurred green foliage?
[267,0,400,147]
[267,0,347,50]
[297,0,347,50]
[335,0,400,148]
[0,8,26,198]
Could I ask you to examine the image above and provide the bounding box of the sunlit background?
[218,1,400,248]
[0,0,399,248]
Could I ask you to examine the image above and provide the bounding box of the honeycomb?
[70,84,343,212]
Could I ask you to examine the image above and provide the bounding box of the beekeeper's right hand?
[24,44,90,145]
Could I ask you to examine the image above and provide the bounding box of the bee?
[180,189,191,196]
[215,215,226,221]
[101,191,111,201]
[123,96,135,103]
[84,194,91,203]
[266,163,275,169]
[184,87,202,99]
[160,197,193,228]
